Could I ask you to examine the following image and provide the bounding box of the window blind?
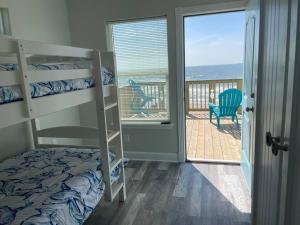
[111,18,169,121]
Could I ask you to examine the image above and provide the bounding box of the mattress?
[0,63,114,104]
[0,147,122,225]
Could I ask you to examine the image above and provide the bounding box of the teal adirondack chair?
[128,79,155,116]
[209,88,242,128]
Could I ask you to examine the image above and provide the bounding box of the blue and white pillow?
[102,67,115,85]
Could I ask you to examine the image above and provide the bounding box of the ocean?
[118,63,244,86]
[185,63,243,81]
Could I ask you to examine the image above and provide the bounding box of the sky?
[184,11,245,67]
[112,12,245,74]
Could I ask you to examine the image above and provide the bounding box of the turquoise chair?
[128,79,155,116]
[209,88,242,128]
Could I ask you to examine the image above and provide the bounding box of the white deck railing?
[185,79,243,112]
[119,82,168,119]
[118,79,243,119]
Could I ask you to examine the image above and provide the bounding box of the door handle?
[246,107,254,112]
[266,132,280,146]
[265,132,288,156]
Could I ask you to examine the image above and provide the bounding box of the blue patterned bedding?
[0,147,122,225]
[0,63,114,104]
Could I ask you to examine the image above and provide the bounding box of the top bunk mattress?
[0,63,114,105]
[0,147,122,225]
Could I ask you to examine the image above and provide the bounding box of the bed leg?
[119,186,126,202]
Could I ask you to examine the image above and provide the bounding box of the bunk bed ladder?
[93,51,126,202]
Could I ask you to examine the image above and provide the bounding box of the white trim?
[0,8,12,36]
[106,15,168,26]
[21,39,93,58]
[0,101,27,129]
[32,88,96,117]
[124,151,178,162]
[187,158,240,165]
[31,118,40,148]
[0,71,20,86]
[175,1,247,16]
[0,36,17,54]
[17,40,32,117]
[28,69,93,83]
[36,126,99,139]
[175,1,248,163]
[175,9,185,163]
[0,56,17,63]
[105,24,113,52]
[38,144,101,149]
[122,123,174,130]
[106,17,171,123]
[0,89,97,129]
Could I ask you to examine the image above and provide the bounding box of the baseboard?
[187,157,240,165]
[124,151,179,162]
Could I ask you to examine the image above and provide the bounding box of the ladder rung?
[105,102,118,111]
[112,182,124,200]
[107,131,120,143]
[110,157,122,171]
[105,83,116,87]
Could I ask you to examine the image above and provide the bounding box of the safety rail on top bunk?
[0,37,101,129]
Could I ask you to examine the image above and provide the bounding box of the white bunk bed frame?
[0,36,126,202]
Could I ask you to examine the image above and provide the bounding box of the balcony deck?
[186,112,241,161]
[118,79,243,162]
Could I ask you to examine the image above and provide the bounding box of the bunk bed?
[0,37,126,225]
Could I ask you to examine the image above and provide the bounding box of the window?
[0,8,11,36]
[110,17,169,122]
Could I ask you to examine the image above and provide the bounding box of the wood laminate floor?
[85,161,251,225]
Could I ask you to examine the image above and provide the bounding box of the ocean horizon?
[118,63,243,86]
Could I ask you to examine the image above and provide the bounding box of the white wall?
[67,0,245,160]
[0,0,78,161]
[0,0,70,44]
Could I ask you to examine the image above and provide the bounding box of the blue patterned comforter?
[0,147,121,225]
[0,63,114,104]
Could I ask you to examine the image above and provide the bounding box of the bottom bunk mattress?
[0,147,122,225]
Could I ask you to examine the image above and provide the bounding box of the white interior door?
[252,0,292,224]
[241,15,256,191]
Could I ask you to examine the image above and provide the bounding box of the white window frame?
[0,8,11,36]
[106,16,171,124]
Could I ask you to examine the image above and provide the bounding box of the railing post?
[159,84,165,111]
[208,81,215,105]
[119,86,130,118]
[185,82,190,114]
[237,79,243,91]
[237,79,243,114]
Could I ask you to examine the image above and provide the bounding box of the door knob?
[246,107,254,112]
[266,132,280,146]
[265,132,288,156]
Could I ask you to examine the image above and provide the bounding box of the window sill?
[121,121,174,130]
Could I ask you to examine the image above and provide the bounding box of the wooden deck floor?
[186,112,241,161]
